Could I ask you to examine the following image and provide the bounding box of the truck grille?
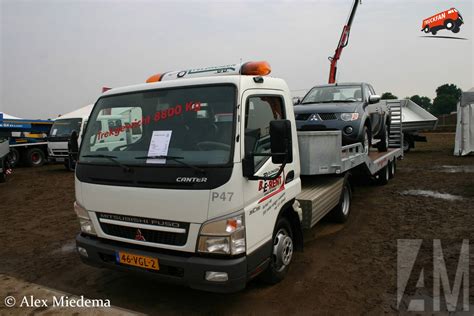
[51,149,69,156]
[318,113,337,120]
[97,213,189,246]
[295,113,312,121]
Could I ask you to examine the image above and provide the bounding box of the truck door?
[241,91,297,253]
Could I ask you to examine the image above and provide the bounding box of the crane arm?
[328,0,362,84]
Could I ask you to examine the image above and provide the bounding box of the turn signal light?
[146,73,163,83]
[241,61,271,76]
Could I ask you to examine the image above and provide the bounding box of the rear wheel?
[261,217,294,284]
[445,20,454,30]
[423,26,430,33]
[330,178,352,223]
[377,123,389,152]
[389,158,396,179]
[25,148,45,167]
[375,165,389,185]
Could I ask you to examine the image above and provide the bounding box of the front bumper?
[76,233,248,293]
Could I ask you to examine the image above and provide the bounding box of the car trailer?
[295,106,403,229]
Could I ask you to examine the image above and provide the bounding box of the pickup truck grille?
[318,113,337,120]
[97,213,189,246]
[295,113,312,121]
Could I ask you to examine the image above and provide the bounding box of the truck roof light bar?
[145,61,271,83]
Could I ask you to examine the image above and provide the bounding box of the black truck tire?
[261,217,294,284]
[377,123,389,152]
[25,148,45,167]
[9,148,20,167]
[330,178,352,223]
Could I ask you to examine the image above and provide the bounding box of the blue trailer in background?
[0,113,54,168]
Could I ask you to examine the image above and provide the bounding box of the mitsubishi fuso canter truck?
[74,62,402,293]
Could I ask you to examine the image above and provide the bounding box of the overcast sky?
[1,0,473,119]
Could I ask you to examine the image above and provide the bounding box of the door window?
[244,96,285,169]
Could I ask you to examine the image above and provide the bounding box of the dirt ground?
[1,133,473,315]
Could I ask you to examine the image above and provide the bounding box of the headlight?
[198,214,245,255]
[340,113,360,121]
[74,201,96,235]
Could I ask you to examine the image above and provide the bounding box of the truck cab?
[75,62,302,292]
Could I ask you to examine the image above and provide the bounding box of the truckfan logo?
[421,8,464,37]
[135,229,146,241]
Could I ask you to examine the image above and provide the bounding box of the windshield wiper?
[134,155,205,174]
[82,154,133,173]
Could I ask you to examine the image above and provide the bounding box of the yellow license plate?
[117,252,159,270]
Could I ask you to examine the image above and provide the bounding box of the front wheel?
[261,217,294,284]
[452,26,460,33]
[25,148,45,167]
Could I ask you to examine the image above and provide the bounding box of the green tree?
[410,95,432,111]
[432,84,462,115]
[381,92,398,100]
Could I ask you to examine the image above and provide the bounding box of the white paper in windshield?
[51,129,57,136]
[146,130,172,164]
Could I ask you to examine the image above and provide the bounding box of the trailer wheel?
[389,159,396,179]
[25,148,45,167]
[375,165,389,185]
[330,179,352,223]
[261,217,294,284]
[9,148,20,167]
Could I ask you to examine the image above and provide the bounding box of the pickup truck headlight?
[340,113,360,121]
[74,201,96,235]
[198,214,245,255]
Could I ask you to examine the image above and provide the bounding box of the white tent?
[56,104,94,120]
[454,88,474,156]
[0,112,22,120]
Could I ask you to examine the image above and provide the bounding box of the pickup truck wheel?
[261,217,293,284]
[375,165,389,185]
[362,126,370,154]
[9,148,20,167]
[377,124,389,152]
[25,148,45,167]
[330,179,352,223]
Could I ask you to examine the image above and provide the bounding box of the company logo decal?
[421,7,466,40]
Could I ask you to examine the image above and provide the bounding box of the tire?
[9,148,20,167]
[403,139,411,153]
[423,26,429,33]
[452,27,460,33]
[431,30,437,35]
[375,165,389,186]
[362,125,370,155]
[444,20,454,30]
[389,158,396,179]
[261,217,294,284]
[330,178,352,223]
[25,148,45,167]
[377,123,389,152]
[64,159,75,171]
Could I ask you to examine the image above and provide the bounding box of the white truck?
[48,104,94,169]
[73,62,402,292]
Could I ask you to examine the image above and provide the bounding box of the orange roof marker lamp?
[145,61,271,83]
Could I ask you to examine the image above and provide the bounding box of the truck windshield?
[302,85,362,104]
[50,118,82,138]
[79,85,236,167]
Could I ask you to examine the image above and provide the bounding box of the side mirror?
[369,95,381,104]
[270,120,293,164]
[293,97,301,105]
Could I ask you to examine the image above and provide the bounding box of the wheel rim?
[273,228,293,272]
[32,153,39,163]
[447,22,453,29]
[364,129,369,154]
[342,186,350,216]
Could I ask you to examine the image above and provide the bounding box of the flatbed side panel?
[298,176,344,229]
[365,148,402,175]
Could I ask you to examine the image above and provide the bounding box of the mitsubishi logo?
[135,229,146,241]
[309,114,319,121]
